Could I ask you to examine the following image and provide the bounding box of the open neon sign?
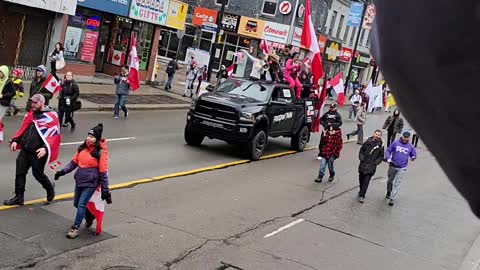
[86,16,100,30]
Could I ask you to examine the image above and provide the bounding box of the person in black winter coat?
[299,71,312,99]
[320,103,343,130]
[0,65,16,120]
[58,72,79,130]
[357,130,385,203]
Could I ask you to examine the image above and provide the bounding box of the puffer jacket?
[0,65,15,107]
[61,140,109,191]
[358,137,385,175]
[383,115,404,134]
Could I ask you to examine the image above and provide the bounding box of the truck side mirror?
[206,84,215,92]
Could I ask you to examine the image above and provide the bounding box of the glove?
[101,190,112,204]
[54,171,65,180]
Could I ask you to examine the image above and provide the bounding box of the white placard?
[262,21,290,44]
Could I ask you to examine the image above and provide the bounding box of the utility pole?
[207,0,226,81]
[287,0,300,44]
[343,0,366,94]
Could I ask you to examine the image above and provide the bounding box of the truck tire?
[247,129,267,161]
[291,125,310,151]
[184,126,204,146]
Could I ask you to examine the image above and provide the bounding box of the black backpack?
[166,61,175,73]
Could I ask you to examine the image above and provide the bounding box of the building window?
[328,11,337,36]
[336,15,344,38]
[349,28,356,46]
[359,29,365,44]
[343,26,350,42]
[262,0,278,16]
[215,0,229,6]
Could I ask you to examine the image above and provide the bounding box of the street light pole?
[287,0,300,44]
[207,0,226,82]
[343,0,366,94]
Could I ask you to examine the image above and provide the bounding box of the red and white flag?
[128,32,140,91]
[259,39,270,55]
[86,186,106,235]
[330,73,345,106]
[300,0,324,87]
[226,64,234,78]
[0,120,3,143]
[42,74,62,95]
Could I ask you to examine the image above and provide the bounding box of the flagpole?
[343,0,367,94]
[207,0,227,82]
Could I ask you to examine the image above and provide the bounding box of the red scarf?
[13,110,61,164]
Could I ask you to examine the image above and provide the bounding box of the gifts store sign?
[130,0,169,25]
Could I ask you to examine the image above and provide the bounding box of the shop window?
[215,0,229,6]
[199,39,212,52]
[328,11,337,36]
[64,8,106,63]
[107,16,133,67]
[179,35,194,61]
[158,29,179,60]
[134,22,155,71]
[201,31,213,40]
[225,34,238,46]
[336,15,344,38]
[262,0,277,16]
[343,26,350,42]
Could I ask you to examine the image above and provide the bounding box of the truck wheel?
[291,125,310,151]
[248,129,267,161]
[184,126,204,146]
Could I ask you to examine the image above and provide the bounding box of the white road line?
[263,219,304,239]
[60,137,135,146]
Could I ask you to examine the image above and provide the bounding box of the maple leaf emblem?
[51,81,57,87]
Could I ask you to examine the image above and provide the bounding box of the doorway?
[94,16,112,72]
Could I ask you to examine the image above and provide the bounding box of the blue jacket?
[385,139,416,168]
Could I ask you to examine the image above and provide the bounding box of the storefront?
[351,51,371,84]
[339,47,353,77]
[60,0,160,81]
[322,39,343,79]
[0,0,76,78]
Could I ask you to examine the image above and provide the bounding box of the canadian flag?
[226,64,234,78]
[330,73,345,106]
[42,74,62,95]
[128,32,141,91]
[300,0,324,87]
[0,121,3,143]
[86,186,106,235]
[259,39,270,55]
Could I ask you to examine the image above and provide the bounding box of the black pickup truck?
[184,78,315,160]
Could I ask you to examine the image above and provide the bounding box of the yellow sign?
[166,0,188,30]
[237,16,265,39]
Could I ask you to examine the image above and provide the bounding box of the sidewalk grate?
[80,94,188,105]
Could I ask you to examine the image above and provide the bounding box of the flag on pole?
[226,64,234,78]
[300,0,324,87]
[86,186,106,235]
[259,39,270,55]
[128,32,140,91]
[330,73,345,106]
[311,76,329,133]
[0,121,3,143]
[41,74,62,95]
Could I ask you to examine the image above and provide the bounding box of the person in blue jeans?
[113,65,130,118]
[384,131,416,206]
[165,58,178,90]
[315,127,343,183]
[55,123,112,239]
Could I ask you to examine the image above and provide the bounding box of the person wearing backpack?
[165,58,178,91]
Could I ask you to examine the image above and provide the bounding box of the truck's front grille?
[195,100,237,122]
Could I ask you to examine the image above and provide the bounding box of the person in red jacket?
[315,127,343,183]
[55,123,112,239]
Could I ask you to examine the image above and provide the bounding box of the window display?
[107,16,132,66]
[134,22,155,70]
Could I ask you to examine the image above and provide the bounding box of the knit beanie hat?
[88,123,103,141]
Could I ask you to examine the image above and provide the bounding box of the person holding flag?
[54,123,112,238]
[27,65,50,109]
[113,65,131,118]
[4,94,60,206]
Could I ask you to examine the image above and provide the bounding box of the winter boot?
[46,183,55,202]
[66,226,80,239]
[4,195,24,206]
[315,177,323,183]
[328,175,335,182]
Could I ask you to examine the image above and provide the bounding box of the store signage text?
[77,0,132,17]
[85,16,101,30]
[221,13,240,32]
[262,22,289,44]
[129,0,169,26]
[353,51,371,68]
[193,7,217,26]
[339,47,353,62]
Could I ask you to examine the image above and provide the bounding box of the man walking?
[320,103,343,130]
[347,102,366,144]
[385,131,417,206]
[315,127,343,183]
[165,58,178,91]
[4,94,60,205]
[113,65,130,119]
[357,130,385,203]
[349,90,362,120]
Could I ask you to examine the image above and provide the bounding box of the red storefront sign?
[318,35,327,54]
[80,31,99,63]
[192,7,218,26]
[339,47,353,62]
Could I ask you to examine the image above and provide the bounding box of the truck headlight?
[240,112,255,121]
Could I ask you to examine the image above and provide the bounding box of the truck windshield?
[216,79,271,102]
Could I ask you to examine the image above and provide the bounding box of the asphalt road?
[0,107,389,203]
[0,113,478,269]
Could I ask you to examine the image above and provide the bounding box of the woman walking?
[382,108,404,147]
[50,42,65,81]
[184,62,198,98]
[54,123,112,239]
[0,66,15,120]
[347,102,367,144]
[58,71,79,130]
